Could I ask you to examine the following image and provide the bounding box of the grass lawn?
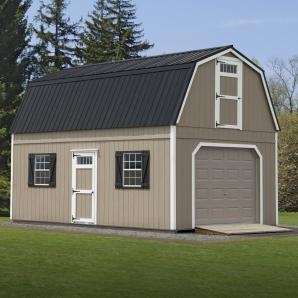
[0,216,9,222]
[0,227,297,297]
[279,212,298,226]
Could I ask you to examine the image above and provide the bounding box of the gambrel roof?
[11,45,279,133]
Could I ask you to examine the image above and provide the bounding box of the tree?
[33,0,81,74]
[267,78,288,113]
[108,0,153,60]
[278,112,298,211]
[76,0,114,64]
[268,56,298,114]
[0,0,31,214]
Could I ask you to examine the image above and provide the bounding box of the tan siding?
[178,58,276,132]
[176,54,277,229]
[14,126,169,143]
[13,127,171,230]
[242,64,276,131]
[179,60,215,128]
[176,127,276,229]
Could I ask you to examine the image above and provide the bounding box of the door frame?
[191,142,263,228]
[71,149,98,224]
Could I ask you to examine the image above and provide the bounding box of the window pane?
[122,152,143,187]
[77,156,92,165]
[220,62,237,74]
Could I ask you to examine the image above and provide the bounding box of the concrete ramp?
[196,224,291,235]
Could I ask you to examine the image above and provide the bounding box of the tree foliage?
[76,0,114,63]
[278,112,298,211]
[32,0,81,74]
[77,0,153,63]
[268,56,298,114]
[0,0,31,214]
[108,0,153,60]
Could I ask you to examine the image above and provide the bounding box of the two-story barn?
[10,45,280,231]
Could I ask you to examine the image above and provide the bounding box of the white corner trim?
[176,63,199,123]
[10,134,14,220]
[191,142,264,229]
[275,132,279,225]
[176,48,280,131]
[170,125,176,230]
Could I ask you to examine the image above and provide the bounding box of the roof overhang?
[176,47,280,131]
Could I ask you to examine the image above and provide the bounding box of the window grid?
[77,156,92,165]
[123,153,142,187]
[34,154,50,186]
[220,63,237,74]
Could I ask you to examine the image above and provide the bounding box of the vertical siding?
[178,58,276,132]
[176,54,277,229]
[13,127,171,230]
[176,132,276,229]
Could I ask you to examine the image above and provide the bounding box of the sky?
[27,0,298,73]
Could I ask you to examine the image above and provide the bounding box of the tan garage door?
[195,147,259,225]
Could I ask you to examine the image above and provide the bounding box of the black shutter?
[142,151,150,189]
[28,154,35,187]
[115,151,123,188]
[49,153,56,187]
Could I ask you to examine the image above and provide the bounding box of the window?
[115,151,150,189]
[34,155,50,185]
[77,156,92,165]
[220,62,237,74]
[28,153,56,187]
[215,56,242,129]
[123,153,143,187]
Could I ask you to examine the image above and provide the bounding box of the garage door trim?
[191,142,263,228]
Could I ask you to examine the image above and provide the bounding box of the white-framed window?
[215,56,243,129]
[34,154,51,186]
[123,152,143,187]
[77,156,93,165]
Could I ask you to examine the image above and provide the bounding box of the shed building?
[10,45,279,230]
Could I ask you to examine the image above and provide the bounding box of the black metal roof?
[11,45,232,134]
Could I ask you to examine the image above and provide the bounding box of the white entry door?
[71,151,97,224]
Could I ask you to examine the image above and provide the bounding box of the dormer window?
[215,56,243,129]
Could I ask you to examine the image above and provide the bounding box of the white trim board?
[191,142,264,229]
[215,55,243,130]
[10,134,14,220]
[275,132,279,225]
[170,125,176,230]
[176,48,280,131]
[71,150,98,225]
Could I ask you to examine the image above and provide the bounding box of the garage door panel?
[195,147,258,225]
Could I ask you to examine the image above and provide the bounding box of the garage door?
[195,147,259,225]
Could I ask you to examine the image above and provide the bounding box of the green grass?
[0,216,9,222]
[0,227,297,297]
[279,212,298,226]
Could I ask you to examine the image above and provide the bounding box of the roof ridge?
[47,45,233,73]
